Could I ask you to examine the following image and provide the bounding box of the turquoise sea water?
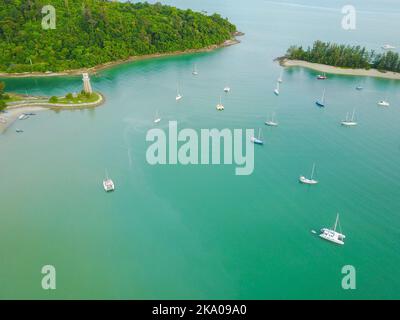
[1,0,400,299]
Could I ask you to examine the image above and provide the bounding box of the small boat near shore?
[18,114,29,120]
[16,129,24,133]
[192,64,198,76]
[356,86,363,91]
[317,73,327,80]
[319,213,345,245]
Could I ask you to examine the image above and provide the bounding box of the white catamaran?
[341,109,357,126]
[216,96,224,111]
[103,170,115,192]
[299,163,318,185]
[319,213,346,245]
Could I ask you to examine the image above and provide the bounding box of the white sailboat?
[316,89,326,107]
[265,112,278,126]
[341,109,357,126]
[192,64,198,76]
[278,69,283,83]
[319,213,345,245]
[176,84,182,101]
[103,170,115,192]
[274,82,280,96]
[251,128,264,145]
[378,99,389,107]
[224,85,231,93]
[154,110,161,124]
[216,96,224,111]
[299,163,318,185]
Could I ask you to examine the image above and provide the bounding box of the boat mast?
[334,213,339,231]
[311,163,316,180]
[351,108,356,121]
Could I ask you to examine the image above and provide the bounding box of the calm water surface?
[0,0,399,299]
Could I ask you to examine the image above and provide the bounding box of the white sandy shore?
[280,59,400,80]
[0,107,46,133]
[0,93,104,133]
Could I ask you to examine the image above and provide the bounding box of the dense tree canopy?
[286,41,400,72]
[0,0,236,73]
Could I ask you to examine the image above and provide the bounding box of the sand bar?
[280,59,400,80]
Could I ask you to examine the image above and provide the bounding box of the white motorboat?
[378,100,389,107]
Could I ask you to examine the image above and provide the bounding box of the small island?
[278,40,400,80]
[0,73,104,133]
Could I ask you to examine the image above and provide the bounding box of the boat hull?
[341,121,357,126]
[299,176,318,185]
[319,234,344,245]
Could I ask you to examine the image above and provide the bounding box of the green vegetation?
[286,41,400,72]
[0,0,236,73]
[57,91,100,104]
[49,96,58,103]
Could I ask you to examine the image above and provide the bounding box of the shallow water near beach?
[1,0,400,299]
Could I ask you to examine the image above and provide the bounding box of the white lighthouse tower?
[82,73,93,94]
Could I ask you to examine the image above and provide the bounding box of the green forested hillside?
[286,41,400,72]
[0,0,236,73]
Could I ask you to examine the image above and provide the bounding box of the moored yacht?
[299,163,318,185]
[265,113,278,126]
[103,170,115,192]
[251,128,264,145]
[341,109,357,126]
[378,100,389,107]
[319,213,345,245]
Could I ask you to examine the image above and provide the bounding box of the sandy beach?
[0,107,47,133]
[0,93,104,133]
[0,39,240,79]
[280,59,400,80]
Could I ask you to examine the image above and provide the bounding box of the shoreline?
[279,58,400,80]
[0,92,104,133]
[0,38,241,79]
